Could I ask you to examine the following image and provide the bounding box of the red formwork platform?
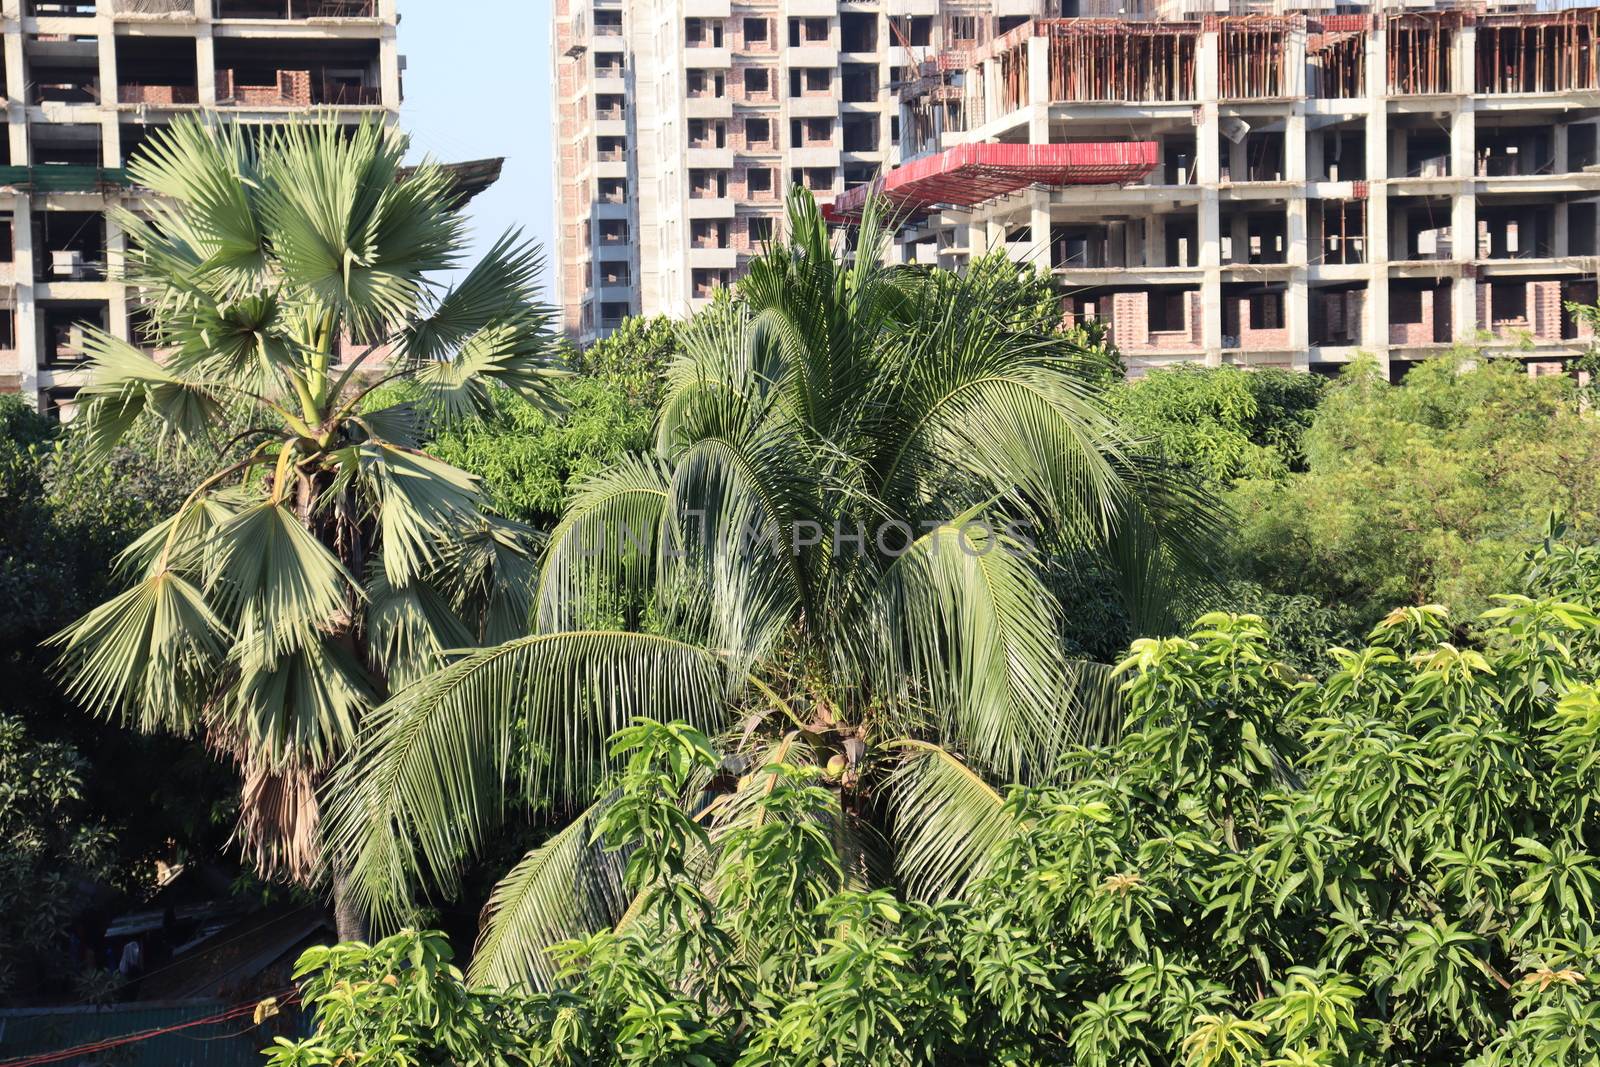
[823,141,1160,223]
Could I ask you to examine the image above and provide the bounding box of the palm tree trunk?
[331,863,370,943]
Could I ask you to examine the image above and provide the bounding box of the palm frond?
[883,740,1017,901]
[355,442,486,587]
[321,630,736,924]
[50,570,227,733]
[469,801,630,990]
[72,331,228,458]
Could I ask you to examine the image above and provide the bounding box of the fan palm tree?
[51,116,561,938]
[325,188,1223,983]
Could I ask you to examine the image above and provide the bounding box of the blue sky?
[399,1,557,296]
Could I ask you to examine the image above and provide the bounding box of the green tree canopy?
[1233,354,1600,624]
[1111,363,1325,488]
[426,316,676,526]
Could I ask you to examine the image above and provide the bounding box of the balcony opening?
[597,177,627,204]
[31,124,103,167]
[214,37,381,107]
[1399,128,1451,178]
[27,34,100,105]
[1164,218,1198,268]
[789,67,830,98]
[1314,201,1367,265]
[41,301,108,369]
[598,261,631,287]
[790,117,833,148]
[599,301,628,331]
[840,12,876,52]
[0,309,14,352]
[596,94,625,121]
[686,69,725,99]
[843,162,875,189]
[1479,206,1554,259]
[115,35,199,106]
[790,167,834,193]
[692,268,732,298]
[596,135,626,162]
[591,9,621,36]
[598,219,629,245]
[889,16,931,47]
[1572,203,1597,256]
[1389,281,1453,346]
[1478,126,1555,178]
[1313,127,1366,181]
[689,168,728,199]
[1310,285,1366,347]
[30,0,96,13]
[685,17,723,48]
[36,211,106,282]
[691,218,730,249]
[788,17,828,48]
[688,119,725,149]
[214,0,376,17]
[1160,134,1197,184]
[1571,123,1598,169]
[841,63,877,103]
[1221,130,1284,183]
[743,116,773,150]
[595,52,624,78]
[842,113,878,152]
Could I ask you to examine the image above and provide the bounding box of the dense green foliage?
[1110,364,1325,488]
[0,715,113,997]
[428,316,674,526]
[1233,355,1600,624]
[278,532,1600,1064]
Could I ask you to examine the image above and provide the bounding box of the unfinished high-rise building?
[0,0,401,413]
[853,2,1600,376]
[553,0,1004,342]
[556,0,1600,378]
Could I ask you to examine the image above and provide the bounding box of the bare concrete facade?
[553,0,1019,343]
[898,6,1600,377]
[0,0,400,413]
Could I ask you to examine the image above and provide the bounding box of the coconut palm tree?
[51,116,561,938]
[325,188,1223,983]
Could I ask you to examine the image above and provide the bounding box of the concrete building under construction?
[555,0,1600,377]
[553,0,1001,343]
[0,0,402,413]
[878,2,1600,376]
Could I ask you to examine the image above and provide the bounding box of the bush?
[276,535,1600,1065]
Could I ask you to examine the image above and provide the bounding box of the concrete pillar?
[1149,213,1168,268]
[1287,110,1310,369]
[1555,121,1571,175]
[4,26,27,167]
[1198,28,1222,364]
[12,197,35,407]
[197,26,218,106]
[1364,27,1390,368]
[1451,104,1478,342]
